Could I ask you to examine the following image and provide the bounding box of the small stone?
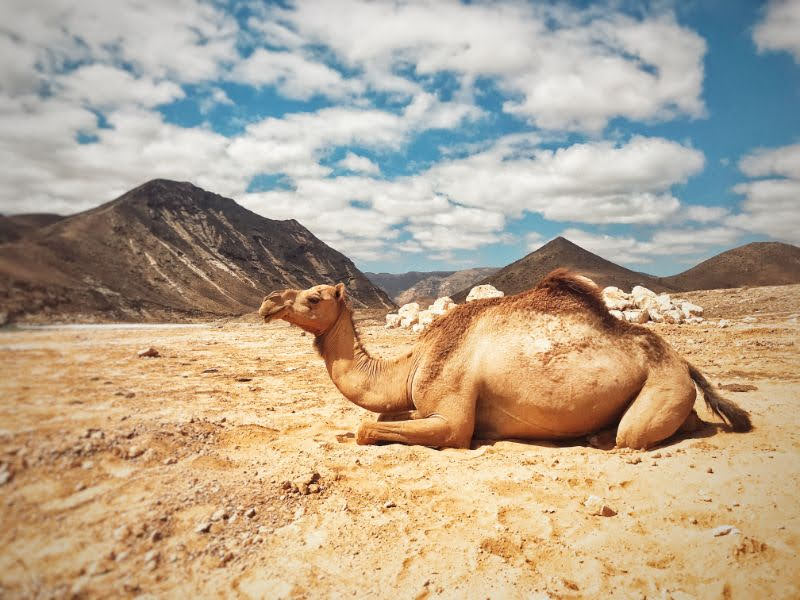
[74,482,87,492]
[0,464,13,486]
[144,550,160,563]
[712,525,741,537]
[717,319,731,328]
[211,509,228,522]
[626,456,642,465]
[142,448,156,461]
[115,550,130,562]
[113,525,131,541]
[384,500,396,509]
[195,522,211,534]
[584,495,616,517]
[137,347,160,358]
[707,467,714,474]
[245,507,256,518]
[651,451,662,459]
[219,551,234,566]
[127,446,144,459]
[163,457,177,465]
[150,530,162,543]
[307,483,320,494]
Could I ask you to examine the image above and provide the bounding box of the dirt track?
[1,285,799,599]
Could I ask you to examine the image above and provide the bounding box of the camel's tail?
[688,363,752,432]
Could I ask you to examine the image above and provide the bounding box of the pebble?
[245,507,256,518]
[711,525,741,537]
[626,456,642,465]
[384,500,396,509]
[74,482,86,492]
[150,530,162,543]
[127,446,144,459]
[137,347,160,358]
[144,550,159,564]
[584,495,617,517]
[707,467,714,474]
[195,522,211,534]
[163,457,177,465]
[211,509,228,522]
[113,525,131,541]
[115,550,130,562]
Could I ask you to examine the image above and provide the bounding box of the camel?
[258,269,751,450]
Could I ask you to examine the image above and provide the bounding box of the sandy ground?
[1,284,799,599]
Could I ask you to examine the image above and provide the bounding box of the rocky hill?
[0,213,63,244]
[394,267,499,305]
[364,271,455,299]
[451,237,675,302]
[659,241,800,291]
[0,179,393,323]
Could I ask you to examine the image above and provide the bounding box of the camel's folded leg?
[616,365,696,450]
[357,414,471,448]
[376,410,422,422]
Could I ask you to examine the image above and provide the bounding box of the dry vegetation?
[1,284,799,598]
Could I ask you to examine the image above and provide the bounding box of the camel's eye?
[308,296,320,305]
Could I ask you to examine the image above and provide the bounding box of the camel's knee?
[616,379,696,450]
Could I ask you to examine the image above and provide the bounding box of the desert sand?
[1,284,799,599]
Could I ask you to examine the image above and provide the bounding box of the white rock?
[384,314,401,329]
[584,495,617,517]
[418,310,436,327]
[663,309,684,324]
[623,309,649,324]
[686,316,705,324]
[602,287,633,311]
[400,316,417,328]
[742,316,757,323]
[656,294,673,312]
[631,286,657,305]
[711,525,741,537]
[411,323,424,334]
[397,303,420,319]
[680,301,704,318]
[609,310,624,320]
[466,285,504,302]
[717,319,731,328]
[429,296,456,315]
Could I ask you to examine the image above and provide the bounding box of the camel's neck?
[316,307,415,414]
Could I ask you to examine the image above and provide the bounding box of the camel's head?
[258,283,347,335]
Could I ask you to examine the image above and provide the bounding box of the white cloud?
[263,0,706,132]
[753,0,800,62]
[739,143,800,178]
[424,134,704,223]
[231,48,364,100]
[731,143,800,243]
[337,152,380,175]
[56,64,185,109]
[684,205,729,223]
[561,226,744,265]
[525,232,545,251]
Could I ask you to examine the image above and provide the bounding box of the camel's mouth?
[258,301,287,323]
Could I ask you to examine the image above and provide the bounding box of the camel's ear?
[334,283,346,301]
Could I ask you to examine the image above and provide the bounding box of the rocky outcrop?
[602,285,704,324]
[385,296,457,332]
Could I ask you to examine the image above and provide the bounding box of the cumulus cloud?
[753,0,800,62]
[264,0,706,131]
[561,226,744,265]
[337,152,380,175]
[731,143,800,243]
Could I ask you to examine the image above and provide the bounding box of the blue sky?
[1,0,798,276]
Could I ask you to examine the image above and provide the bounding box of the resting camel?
[258,269,751,449]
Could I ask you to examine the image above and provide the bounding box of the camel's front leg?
[357,414,472,449]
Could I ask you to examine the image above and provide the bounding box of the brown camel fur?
[258,269,751,450]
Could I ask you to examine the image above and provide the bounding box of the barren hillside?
[452,237,675,301]
[0,180,393,323]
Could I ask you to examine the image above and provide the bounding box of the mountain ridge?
[0,179,393,323]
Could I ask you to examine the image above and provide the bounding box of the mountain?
[0,179,393,323]
[451,237,675,302]
[394,267,499,305]
[364,271,455,299]
[0,213,64,244]
[660,241,800,291]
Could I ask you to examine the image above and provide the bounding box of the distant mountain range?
[2,179,798,324]
[0,179,393,323]
[365,268,498,305]
[448,236,800,303]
